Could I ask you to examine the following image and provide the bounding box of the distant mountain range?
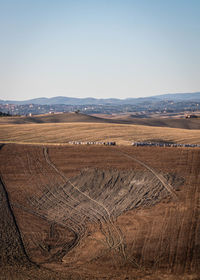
[1,92,200,105]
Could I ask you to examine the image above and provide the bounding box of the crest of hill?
[0,112,200,129]
[112,115,200,130]
[0,112,112,124]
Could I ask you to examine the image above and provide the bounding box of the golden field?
[1,122,200,145]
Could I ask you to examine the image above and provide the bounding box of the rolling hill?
[0,112,200,130]
[0,112,110,125]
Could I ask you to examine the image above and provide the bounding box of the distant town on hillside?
[0,92,200,116]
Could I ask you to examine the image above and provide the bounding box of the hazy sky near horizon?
[0,0,200,100]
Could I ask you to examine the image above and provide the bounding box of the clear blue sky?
[0,0,200,100]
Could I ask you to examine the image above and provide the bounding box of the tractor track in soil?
[118,150,178,201]
[0,175,35,266]
[0,143,199,279]
[10,202,80,263]
[43,146,126,259]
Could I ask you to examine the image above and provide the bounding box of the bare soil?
[0,144,199,279]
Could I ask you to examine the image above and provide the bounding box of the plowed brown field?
[0,144,199,279]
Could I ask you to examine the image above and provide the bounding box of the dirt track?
[0,144,199,279]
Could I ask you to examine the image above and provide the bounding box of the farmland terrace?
[0,143,199,279]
